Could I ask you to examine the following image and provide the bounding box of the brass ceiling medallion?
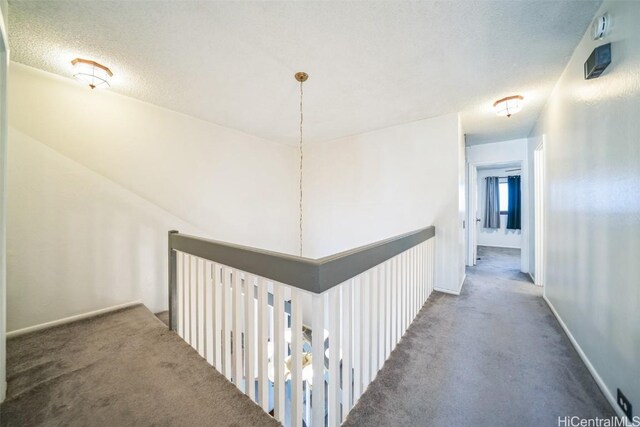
[295,72,309,83]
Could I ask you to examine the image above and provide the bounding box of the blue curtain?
[483,177,500,229]
[507,175,521,230]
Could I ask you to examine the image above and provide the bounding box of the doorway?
[467,160,527,273]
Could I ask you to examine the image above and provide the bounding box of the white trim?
[528,272,535,283]
[467,158,529,273]
[6,301,142,338]
[434,287,461,296]
[0,3,8,405]
[477,243,521,250]
[0,6,8,52]
[533,142,545,287]
[434,274,465,296]
[543,295,624,421]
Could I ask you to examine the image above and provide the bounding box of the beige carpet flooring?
[1,304,279,427]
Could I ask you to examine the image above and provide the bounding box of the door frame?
[466,159,527,271]
[533,142,545,287]
[466,162,478,266]
[0,4,8,403]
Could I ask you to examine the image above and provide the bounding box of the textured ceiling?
[9,1,600,145]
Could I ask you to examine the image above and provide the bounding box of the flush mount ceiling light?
[71,58,113,89]
[493,95,524,118]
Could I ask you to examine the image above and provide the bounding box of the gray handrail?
[168,226,435,329]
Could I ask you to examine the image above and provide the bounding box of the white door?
[534,143,545,286]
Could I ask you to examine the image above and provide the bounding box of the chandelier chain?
[299,80,304,257]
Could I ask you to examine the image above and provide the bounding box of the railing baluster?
[370,267,378,379]
[257,277,269,412]
[418,244,422,308]
[290,287,303,427]
[341,280,352,420]
[353,276,362,403]
[232,270,243,390]
[391,257,397,347]
[401,252,406,335]
[190,255,196,350]
[190,255,198,349]
[412,248,416,317]
[378,262,385,367]
[222,267,232,380]
[420,245,424,307]
[328,287,340,426]
[177,251,184,339]
[408,249,412,322]
[213,264,222,370]
[184,254,191,344]
[205,261,214,365]
[412,248,417,318]
[430,239,434,293]
[198,258,206,357]
[411,246,420,321]
[361,271,370,391]
[311,292,325,427]
[244,274,256,400]
[385,260,391,358]
[420,244,424,306]
[405,251,411,329]
[273,284,285,422]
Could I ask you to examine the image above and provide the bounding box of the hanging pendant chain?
[299,81,304,257]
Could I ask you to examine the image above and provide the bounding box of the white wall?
[528,0,640,416]
[476,167,521,249]
[7,63,299,331]
[466,138,529,272]
[304,113,466,294]
[7,129,206,330]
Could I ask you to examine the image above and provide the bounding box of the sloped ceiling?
[8,1,601,145]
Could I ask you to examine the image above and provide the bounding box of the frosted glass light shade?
[493,95,524,117]
[71,58,113,89]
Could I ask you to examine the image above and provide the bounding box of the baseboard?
[434,287,460,295]
[7,300,142,338]
[0,379,6,404]
[543,295,624,421]
[434,274,465,296]
[478,244,521,249]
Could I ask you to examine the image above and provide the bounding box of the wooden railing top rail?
[169,226,434,295]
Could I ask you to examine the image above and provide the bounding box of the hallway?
[344,246,614,426]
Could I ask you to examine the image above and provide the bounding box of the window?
[499,181,509,214]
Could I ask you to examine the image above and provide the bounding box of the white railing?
[170,228,435,426]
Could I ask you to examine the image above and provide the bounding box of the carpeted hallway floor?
[1,305,279,427]
[344,246,614,426]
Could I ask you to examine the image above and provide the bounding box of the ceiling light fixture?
[71,58,113,89]
[493,95,524,118]
[295,71,308,257]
